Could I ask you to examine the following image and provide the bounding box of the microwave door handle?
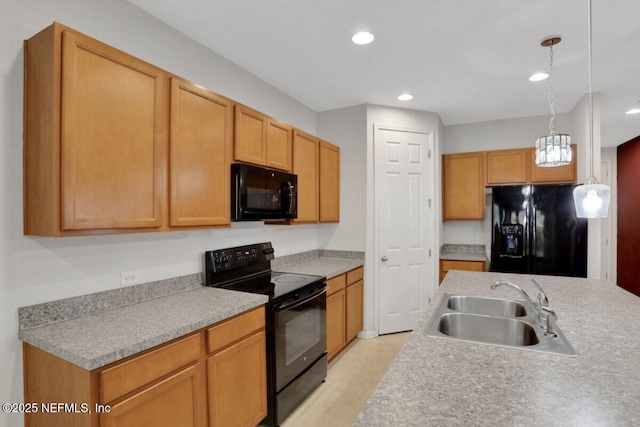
[287,182,295,213]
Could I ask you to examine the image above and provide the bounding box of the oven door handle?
[275,286,328,311]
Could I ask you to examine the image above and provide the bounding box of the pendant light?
[572,0,611,218]
[535,36,572,167]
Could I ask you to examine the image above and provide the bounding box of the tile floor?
[281,332,410,427]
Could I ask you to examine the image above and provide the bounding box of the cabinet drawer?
[207,306,265,354]
[100,333,201,403]
[441,260,486,272]
[326,274,346,296]
[346,267,363,285]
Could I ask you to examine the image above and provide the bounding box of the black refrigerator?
[490,185,588,277]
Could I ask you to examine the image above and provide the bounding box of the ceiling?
[126,0,640,147]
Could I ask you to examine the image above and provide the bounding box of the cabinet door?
[207,331,267,427]
[169,78,232,227]
[234,104,267,165]
[327,289,346,360]
[319,141,340,222]
[266,119,293,171]
[293,130,320,223]
[486,149,528,185]
[60,31,166,230]
[100,365,206,427]
[346,279,364,342]
[442,152,485,220]
[439,260,486,284]
[529,145,577,183]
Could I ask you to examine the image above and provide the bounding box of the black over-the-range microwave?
[231,163,298,221]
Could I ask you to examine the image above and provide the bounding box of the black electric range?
[204,242,327,426]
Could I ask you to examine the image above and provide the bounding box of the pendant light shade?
[535,134,572,167]
[534,36,572,167]
[572,0,611,218]
[573,177,611,218]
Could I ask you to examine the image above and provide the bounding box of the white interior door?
[375,125,434,335]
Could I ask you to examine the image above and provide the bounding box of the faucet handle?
[530,278,549,308]
[539,306,558,338]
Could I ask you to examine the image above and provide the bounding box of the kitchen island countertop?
[355,270,640,426]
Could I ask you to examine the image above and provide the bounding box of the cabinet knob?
[381,256,388,262]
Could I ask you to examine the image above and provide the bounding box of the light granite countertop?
[440,243,488,262]
[355,270,640,426]
[274,257,363,279]
[19,287,267,370]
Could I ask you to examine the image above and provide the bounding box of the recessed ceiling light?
[397,93,413,101]
[625,108,640,115]
[529,72,549,82]
[352,31,374,45]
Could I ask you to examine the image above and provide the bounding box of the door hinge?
[429,249,432,257]
[428,149,432,159]
[428,199,432,208]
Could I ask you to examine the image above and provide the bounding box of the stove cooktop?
[271,272,326,299]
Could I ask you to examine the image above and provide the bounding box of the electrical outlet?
[120,271,139,287]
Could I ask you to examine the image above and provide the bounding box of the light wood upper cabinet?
[293,129,320,223]
[319,141,340,222]
[266,119,293,171]
[485,146,577,186]
[486,149,528,185]
[24,23,167,235]
[234,104,267,166]
[169,78,232,227]
[234,105,293,172]
[529,145,577,183]
[442,152,485,220]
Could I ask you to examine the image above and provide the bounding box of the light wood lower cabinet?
[23,306,266,427]
[326,267,364,360]
[206,306,267,427]
[326,275,346,360]
[345,268,364,343]
[100,365,204,427]
[439,259,486,284]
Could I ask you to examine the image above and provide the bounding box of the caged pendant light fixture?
[573,0,611,218]
[534,36,573,167]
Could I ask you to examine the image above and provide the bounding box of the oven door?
[273,285,327,391]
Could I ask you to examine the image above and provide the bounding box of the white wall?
[1,2,323,424]
[317,105,368,251]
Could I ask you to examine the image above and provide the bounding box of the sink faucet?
[491,280,558,337]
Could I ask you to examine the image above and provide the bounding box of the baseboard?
[357,330,377,339]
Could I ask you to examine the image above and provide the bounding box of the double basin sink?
[425,294,576,356]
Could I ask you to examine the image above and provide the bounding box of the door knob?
[381,256,388,262]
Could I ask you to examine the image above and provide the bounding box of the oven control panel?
[205,242,275,284]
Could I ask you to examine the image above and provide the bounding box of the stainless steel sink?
[437,313,539,346]
[446,295,527,317]
[425,294,577,357]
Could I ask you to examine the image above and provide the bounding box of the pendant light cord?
[587,0,596,184]
[548,42,556,135]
